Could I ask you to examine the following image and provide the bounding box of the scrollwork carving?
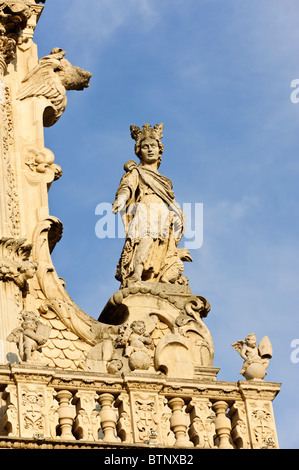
[24,146,62,181]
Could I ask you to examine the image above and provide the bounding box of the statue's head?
[245,333,257,347]
[130,123,164,168]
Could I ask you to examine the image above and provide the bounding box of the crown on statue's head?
[130,123,164,143]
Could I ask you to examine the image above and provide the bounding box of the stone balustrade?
[0,364,280,449]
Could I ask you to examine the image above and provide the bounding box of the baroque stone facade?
[0,1,280,450]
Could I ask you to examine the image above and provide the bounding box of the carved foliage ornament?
[0,1,40,65]
[24,146,62,181]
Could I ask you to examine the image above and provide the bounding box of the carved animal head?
[17,48,92,126]
[56,56,92,91]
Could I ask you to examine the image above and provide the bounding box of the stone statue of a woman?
[112,123,192,286]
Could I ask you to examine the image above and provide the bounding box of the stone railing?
[0,364,280,449]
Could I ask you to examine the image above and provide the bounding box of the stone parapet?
[0,364,281,449]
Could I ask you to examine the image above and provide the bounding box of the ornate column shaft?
[168,397,193,448]
[98,393,119,442]
[212,400,234,449]
[56,390,75,440]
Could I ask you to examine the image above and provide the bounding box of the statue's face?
[132,321,145,334]
[246,336,257,348]
[139,138,160,165]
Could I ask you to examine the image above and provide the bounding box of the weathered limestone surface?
[0,1,281,449]
[0,364,280,449]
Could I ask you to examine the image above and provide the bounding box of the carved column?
[168,397,193,448]
[56,390,75,440]
[0,0,92,368]
[212,400,234,449]
[98,393,119,442]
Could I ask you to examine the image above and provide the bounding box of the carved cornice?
[238,380,281,402]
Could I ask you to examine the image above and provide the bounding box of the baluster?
[98,393,120,442]
[168,397,193,447]
[56,390,75,440]
[212,400,234,449]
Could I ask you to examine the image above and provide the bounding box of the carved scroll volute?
[31,216,64,298]
[32,216,103,346]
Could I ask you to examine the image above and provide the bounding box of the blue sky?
[33,0,299,448]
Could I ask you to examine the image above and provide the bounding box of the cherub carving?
[7,311,51,363]
[0,259,38,292]
[17,48,91,126]
[115,321,154,371]
[232,333,272,380]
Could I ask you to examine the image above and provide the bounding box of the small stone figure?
[107,359,123,374]
[116,321,154,371]
[7,311,51,363]
[231,333,272,380]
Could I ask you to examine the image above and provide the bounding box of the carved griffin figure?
[17,48,91,126]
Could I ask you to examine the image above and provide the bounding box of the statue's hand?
[112,196,126,213]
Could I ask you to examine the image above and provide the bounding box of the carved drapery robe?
[115,161,186,284]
